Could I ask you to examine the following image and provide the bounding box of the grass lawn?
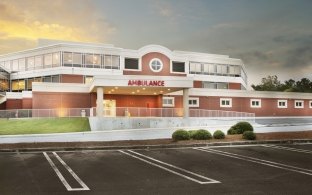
[0,117,91,135]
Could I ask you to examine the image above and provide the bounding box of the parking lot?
[1,144,312,194]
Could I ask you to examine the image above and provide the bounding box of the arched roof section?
[138,45,173,58]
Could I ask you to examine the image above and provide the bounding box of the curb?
[1,139,312,153]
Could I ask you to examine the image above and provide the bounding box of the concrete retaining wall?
[88,117,253,131]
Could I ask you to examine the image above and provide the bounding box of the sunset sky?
[0,0,311,86]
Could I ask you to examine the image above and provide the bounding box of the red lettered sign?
[128,80,165,87]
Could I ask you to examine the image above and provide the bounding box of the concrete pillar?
[96,87,104,117]
[183,88,189,118]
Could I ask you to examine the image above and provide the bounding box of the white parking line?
[262,145,312,154]
[43,152,90,191]
[119,150,220,184]
[194,148,312,176]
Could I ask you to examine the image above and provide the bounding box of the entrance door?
[104,100,116,117]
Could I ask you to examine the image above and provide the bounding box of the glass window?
[209,64,216,74]
[162,97,174,107]
[84,54,93,68]
[35,56,43,69]
[189,62,196,73]
[217,83,228,89]
[203,63,209,74]
[52,52,60,67]
[220,98,232,108]
[93,54,101,68]
[172,61,185,73]
[27,78,34,90]
[112,55,120,69]
[63,52,73,67]
[27,57,35,70]
[294,100,304,108]
[149,58,163,72]
[12,80,25,91]
[234,66,241,76]
[18,58,26,71]
[229,66,235,75]
[125,58,139,70]
[104,55,112,68]
[277,100,287,108]
[203,82,217,89]
[73,53,82,67]
[216,65,222,74]
[43,76,52,82]
[221,65,228,74]
[33,77,42,82]
[12,60,18,71]
[44,54,53,68]
[188,98,199,107]
[250,99,261,108]
[5,61,11,70]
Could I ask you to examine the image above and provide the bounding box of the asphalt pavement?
[1,144,312,194]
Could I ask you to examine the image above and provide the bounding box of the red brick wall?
[229,83,241,90]
[193,81,202,88]
[32,92,91,109]
[61,74,84,83]
[123,52,186,77]
[170,95,312,116]
[22,98,32,109]
[0,102,6,110]
[6,99,22,109]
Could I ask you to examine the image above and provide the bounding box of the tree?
[252,75,312,93]
[251,75,281,91]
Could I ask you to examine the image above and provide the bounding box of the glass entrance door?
[104,100,116,117]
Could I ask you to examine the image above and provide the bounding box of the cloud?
[0,0,116,54]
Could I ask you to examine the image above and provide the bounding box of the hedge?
[228,121,253,135]
[242,131,256,140]
[172,129,190,141]
[213,130,225,139]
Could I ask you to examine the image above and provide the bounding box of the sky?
[0,0,311,87]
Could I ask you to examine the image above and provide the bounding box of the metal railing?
[0,107,255,122]
[0,108,92,118]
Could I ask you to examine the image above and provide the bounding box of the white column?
[96,87,104,117]
[183,88,189,118]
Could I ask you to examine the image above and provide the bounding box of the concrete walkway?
[1,123,312,144]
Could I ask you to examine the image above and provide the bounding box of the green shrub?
[228,121,253,135]
[172,129,190,141]
[188,130,198,139]
[242,131,256,140]
[192,129,212,140]
[213,130,225,139]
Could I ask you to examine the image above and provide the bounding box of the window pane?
[189,63,196,73]
[43,76,52,82]
[125,58,139,70]
[73,53,82,67]
[172,62,185,73]
[93,54,101,68]
[104,55,112,69]
[52,75,60,83]
[112,55,119,69]
[12,60,18,71]
[216,65,222,74]
[35,56,43,69]
[44,54,52,68]
[195,63,201,73]
[27,79,34,90]
[18,58,25,71]
[52,52,60,67]
[63,52,73,67]
[5,61,11,70]
[203,64,209,74]
[27,57,35,70]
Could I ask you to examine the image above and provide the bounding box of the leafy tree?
[252,76,312,93]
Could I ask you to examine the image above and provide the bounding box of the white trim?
[220,98,232,108]
[309,101,312,108]
[149,58,163,72]
[277,100,287,108]
[189,97,199,107]
[294,100,304,109]
[250,99,261,108]
[162,97,175,107]
[170,61,186,74]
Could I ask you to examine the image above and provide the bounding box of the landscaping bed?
[1,131,312,150]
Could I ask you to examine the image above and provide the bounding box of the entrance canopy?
[90,75,194,95]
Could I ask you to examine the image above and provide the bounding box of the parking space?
[0,144,312,194]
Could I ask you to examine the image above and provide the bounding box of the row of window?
[9,75,93,92]
[0,52,121,72]
[163,97,312,109]
[220,98,310,109]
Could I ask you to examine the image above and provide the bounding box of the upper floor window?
[149,58,163,72]
[220,98,232,108]
[125,58,139,70]
[294,100,304,108]
[172,61,185,73]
